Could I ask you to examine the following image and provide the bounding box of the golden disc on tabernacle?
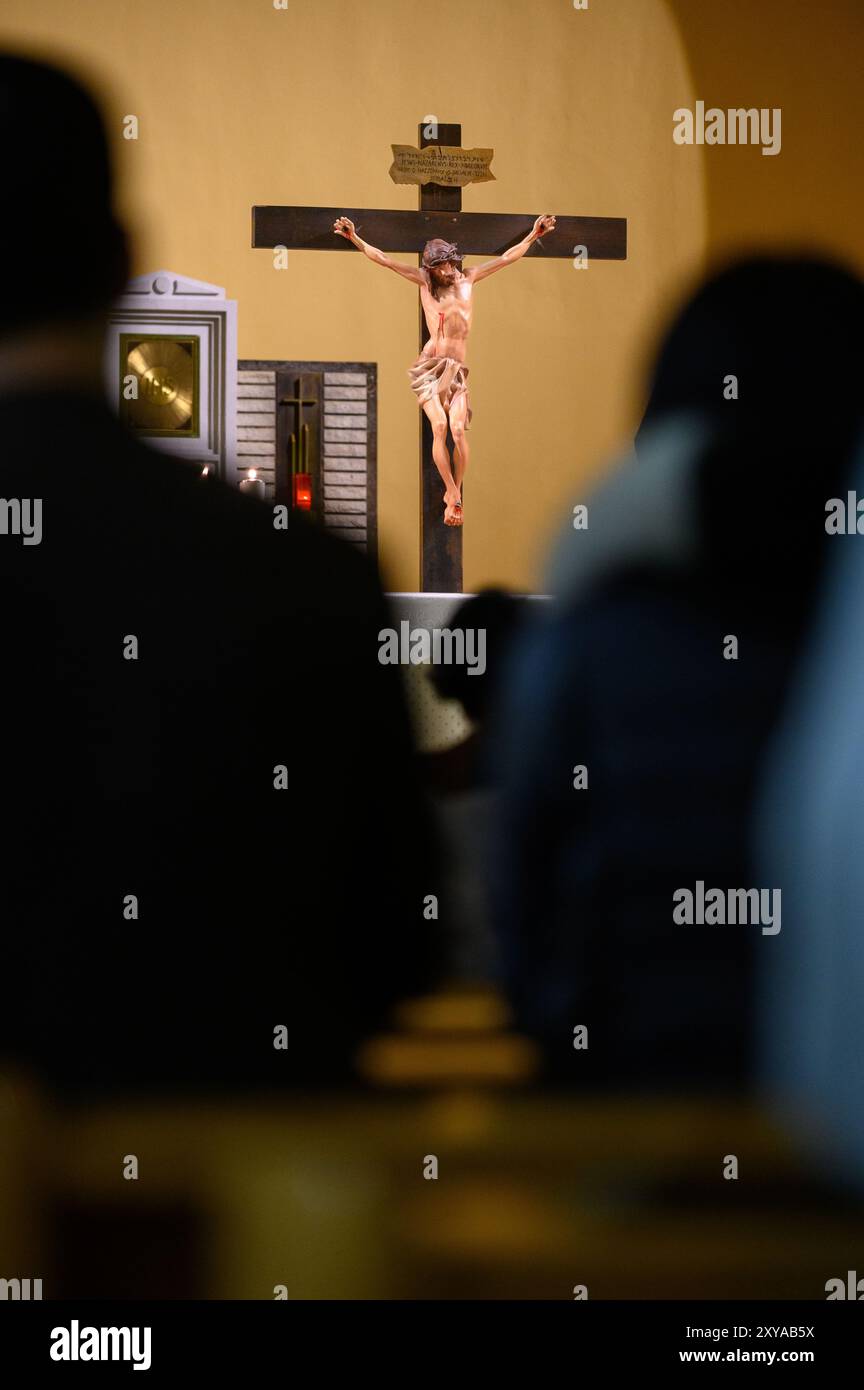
[126,339,195,429]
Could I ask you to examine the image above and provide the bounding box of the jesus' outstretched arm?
[467,214,556,283]
[333,216,426,284]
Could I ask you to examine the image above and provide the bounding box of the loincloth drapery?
[407,355,473,429]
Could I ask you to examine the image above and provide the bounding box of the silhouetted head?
[0,53,129,338]
[430,589,524,725]
[640,255,864,454]
[640,256,864,616]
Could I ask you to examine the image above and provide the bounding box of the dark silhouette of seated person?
[423,590,524,796]
[422,590,524,979]
[491,256,864,1090]
[0,53,439,1096]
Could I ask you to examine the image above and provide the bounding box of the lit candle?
[239,467,266,501]
[293,473,312,509]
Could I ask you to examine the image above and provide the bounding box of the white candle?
[239,468,266,501]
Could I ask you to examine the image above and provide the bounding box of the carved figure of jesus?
[334,213,556,526]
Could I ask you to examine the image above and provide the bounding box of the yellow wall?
[1,0,861,590]
[666,0,864,272]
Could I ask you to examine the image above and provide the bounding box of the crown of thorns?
[422,239,461,267]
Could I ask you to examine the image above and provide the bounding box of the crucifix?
[252,122,627,591]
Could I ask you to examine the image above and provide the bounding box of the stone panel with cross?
[237,360,377,554]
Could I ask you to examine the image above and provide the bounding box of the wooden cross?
[280,377,317,474]
[253,122,626,591]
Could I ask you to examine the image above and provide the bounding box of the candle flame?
[248,469,258,481]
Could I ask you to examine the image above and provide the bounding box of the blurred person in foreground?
[422,589,526,979]
[491,255,864,1090]
[0,53,438,1098]
[755,438,864,1192]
